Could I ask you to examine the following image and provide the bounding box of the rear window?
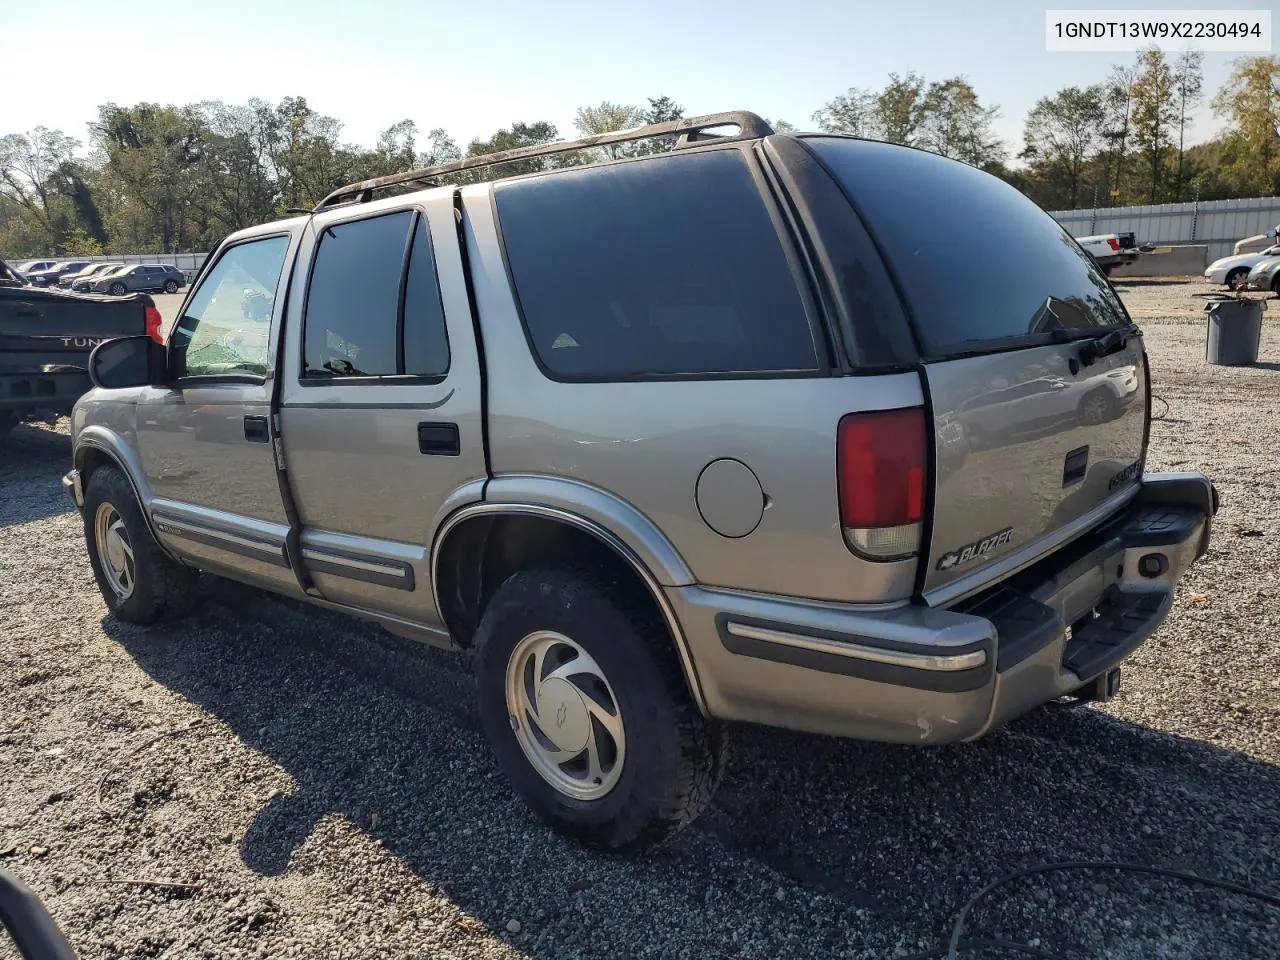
[494,149,819,379]
[806,138,1127,355]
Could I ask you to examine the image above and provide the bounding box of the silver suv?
[64,112,1217,851]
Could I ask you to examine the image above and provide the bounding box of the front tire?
[163,279,179,293]
[473,567,726,851]
[1226,268,1248,291]
[109,281,126,296]
[83,466,197,624]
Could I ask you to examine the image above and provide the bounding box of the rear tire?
[83,465,197,624]
[473,567,726,852]
[163,279,178,293]
[109,281,126,296]
[1226,268,1248,291]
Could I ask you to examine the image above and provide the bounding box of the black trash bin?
[1204,297,1265,366]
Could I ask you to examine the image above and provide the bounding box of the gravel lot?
[2,279,1279,959]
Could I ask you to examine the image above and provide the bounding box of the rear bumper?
[0,370,91,416]
[672,472,1215,743]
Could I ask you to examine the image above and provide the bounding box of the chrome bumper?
[672,472,1216,744]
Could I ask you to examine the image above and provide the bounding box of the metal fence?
[1051,197,1280,262]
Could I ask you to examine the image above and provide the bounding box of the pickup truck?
[1076,232,1142,275]
[0,258,161,436]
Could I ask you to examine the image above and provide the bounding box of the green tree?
[643,96,684,125]
[1021,85,1106,208]
[463,121,561,181]
[574,102,645,159]
[813,87,877,136]
[1130,47,1177,203]
[1100,64,1137,204]
[0,127,80,243]
[1212,55,1280,196]
[1172,50,1204,200]
[919,77,1003,166]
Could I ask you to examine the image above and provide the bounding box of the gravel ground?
[2,279,1279,959]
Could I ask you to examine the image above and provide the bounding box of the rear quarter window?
[494,148,820,379]
[805,137,1128,355]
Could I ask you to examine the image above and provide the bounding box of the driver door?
[133,230,302,595]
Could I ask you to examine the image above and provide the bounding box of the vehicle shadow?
[102,578,1280,958]
[0,423,75,529]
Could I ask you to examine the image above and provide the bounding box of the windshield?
[805,136,1128,355]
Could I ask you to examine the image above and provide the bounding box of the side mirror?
[88,335,168,390]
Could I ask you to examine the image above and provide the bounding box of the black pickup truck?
[0,258,160,437]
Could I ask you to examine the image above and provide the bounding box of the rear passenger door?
[277,192,485,628]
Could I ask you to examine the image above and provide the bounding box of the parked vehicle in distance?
[1075,233,1141,275]
[64,112,1217,851]
[1,271,159,436]
[1204,245,1280,290]
[1244,254,1280,294]
[15,259,57,277]
[89,263,186,296]
[59,262,122,288]
[71,265,124,292]
[25,260,92,287]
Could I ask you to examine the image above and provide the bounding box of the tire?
[1226,268,1248,291]
[1272,275,1280,295]
[163,279,178,293]
[109,281,126,296]
[82,465,197,624]
[473,567,726,852]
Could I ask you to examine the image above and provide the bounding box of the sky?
[0,0,1273,159]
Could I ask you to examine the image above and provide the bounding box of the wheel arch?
[431,502,708,714]
[74,429,177,561]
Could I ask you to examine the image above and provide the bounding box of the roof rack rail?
[313,110,774,212]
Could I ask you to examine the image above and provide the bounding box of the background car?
[59,262,121,288]
[25,260,92,287]
[15,259,57,277]
[1244,255,1280,294]
[90,263,186,295]
[71,264,125,292]
[1205,244,1280,289]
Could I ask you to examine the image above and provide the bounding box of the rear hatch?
[805,138,1147,605]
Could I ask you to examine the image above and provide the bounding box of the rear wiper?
[1077,322,1142,367]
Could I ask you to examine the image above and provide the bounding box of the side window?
[401,215,450,377]
[493,149,819,379]
[170,235,291,379]
[302,211,412,378]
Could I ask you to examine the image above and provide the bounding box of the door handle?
[418,422,460,456]
[244,416,269,443]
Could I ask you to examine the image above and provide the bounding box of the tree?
[0,127,80,238]
[1172,50,1204,200]
[1100,64,1137,204]
[813,87,877,136]
[573,102,645,159]
[643,96,683,125]
[464,121,561,181]
[1212,55,1280,196]
[875,72,928,145]
[1021,85,1106,208]
[1130,47,1178,203]
[918,77,1003,167]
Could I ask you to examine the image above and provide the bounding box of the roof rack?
[313,110,774,212]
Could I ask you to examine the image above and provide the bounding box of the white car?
[1205,245,1280,289]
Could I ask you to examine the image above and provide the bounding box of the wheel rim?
[111,283,124,295]
[165,280,177,292]
[94,502,136,600]
[504,630,625,801]
[1228,272,1246,291]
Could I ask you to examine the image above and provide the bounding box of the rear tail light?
[1106,237,1120,251]
[836,407,927,560]
[144,305,164,344]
